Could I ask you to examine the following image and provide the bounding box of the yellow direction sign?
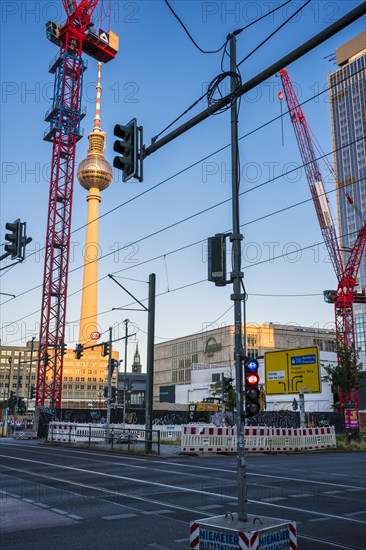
[265,346,321,395]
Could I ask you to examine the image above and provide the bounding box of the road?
[1,439,365,549]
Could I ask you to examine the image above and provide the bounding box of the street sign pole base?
[190,513,297,549]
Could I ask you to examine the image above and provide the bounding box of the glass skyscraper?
[328,31,366,354]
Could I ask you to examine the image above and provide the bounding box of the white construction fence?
[181,425,336,453]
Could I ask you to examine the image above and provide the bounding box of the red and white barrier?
[181,425,336,453]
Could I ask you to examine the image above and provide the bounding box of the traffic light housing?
[208,234,227,286]
[111,387,117,401]
[75,344,84,360]
[102,342,110,357]
[30,385,36,399]
[60,342,67,356]
[244,358,260,417]
[5,219,23,259]
[43,353,50,367]
[223,376,233,393]
[113,118,143,182]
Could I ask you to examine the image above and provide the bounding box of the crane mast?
[279,68,366,410]
[36,0,118,408]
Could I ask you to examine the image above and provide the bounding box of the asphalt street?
[0,439,365,549]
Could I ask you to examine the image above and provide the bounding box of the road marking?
[50,508,68,515]
[344,511,366,517]
[102,513,138,520]
[323,490,343,495]
[15,445,364,491]
[67,514,84,520]
[141,510,175,515]
[196,504,225,510]
[23,498,35,503]
[175,538,189,543]
[34,502,50,508]
[308,517,330,522]
[288,493,312,498]
[2,459,365,526]
[149,544,172,550]
[261,496,287,502]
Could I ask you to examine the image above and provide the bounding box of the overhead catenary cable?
[1,135,364,311]
[3,201,363,335]
[163,0,294,55]
[237,0,312,67]
[3,64,361,276]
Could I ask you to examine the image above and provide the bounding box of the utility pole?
[123,319,129,428]
[13,352,22,433]
[106,327,113,426]
[299,390,306,428]
[229,34,247,522]
[145,273,156,452]
[26,337,36,411]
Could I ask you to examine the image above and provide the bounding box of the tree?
[323,342,362,406]
[210,379,236,411]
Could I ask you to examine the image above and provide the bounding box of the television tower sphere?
[77,140,113,191]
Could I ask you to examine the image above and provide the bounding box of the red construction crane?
[36,0,118,408]
[279,68,366,411]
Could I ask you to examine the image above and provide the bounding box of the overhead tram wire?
[3,64,362,278]
[237,0,312,68]
[3,164,364,335]
[4,219,361,337]
[1,134,364,310]
[163,0,294,55]
[155,0,296,139]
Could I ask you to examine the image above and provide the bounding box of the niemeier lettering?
[200,528,239,550]
[259,528,290,550]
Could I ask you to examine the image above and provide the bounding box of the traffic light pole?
[123,319,129,428]
[106,327,113,426]
[229,34,247,523]
[145,273,156,453]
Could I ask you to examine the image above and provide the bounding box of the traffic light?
[75,344,84,359]
[103,386,108,398]
[110,358,119,375]
[102,342,110,357]
[113,118,143,182]
[208,234,227,286]
[30,385,36,399]
[5,219,22,259]
[111,387,117,401]
[223,376,233,393]
[244,358,260,417]
[43,353,50,367]
[60,342,67,356]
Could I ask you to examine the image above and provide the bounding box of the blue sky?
[1,0,365,368]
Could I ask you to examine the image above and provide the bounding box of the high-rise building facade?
[328,31,366,354]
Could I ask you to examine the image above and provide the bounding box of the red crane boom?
[36,0,117,408]
[279,68,366,410]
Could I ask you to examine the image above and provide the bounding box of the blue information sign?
[291,354,316,366]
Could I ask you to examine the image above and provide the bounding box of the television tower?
[77,62,112,346]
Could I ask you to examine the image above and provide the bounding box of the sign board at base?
[344,409,359,429]
[265,346,320,395]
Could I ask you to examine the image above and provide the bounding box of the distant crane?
[36,0,118,408]
[279,68,366,410]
